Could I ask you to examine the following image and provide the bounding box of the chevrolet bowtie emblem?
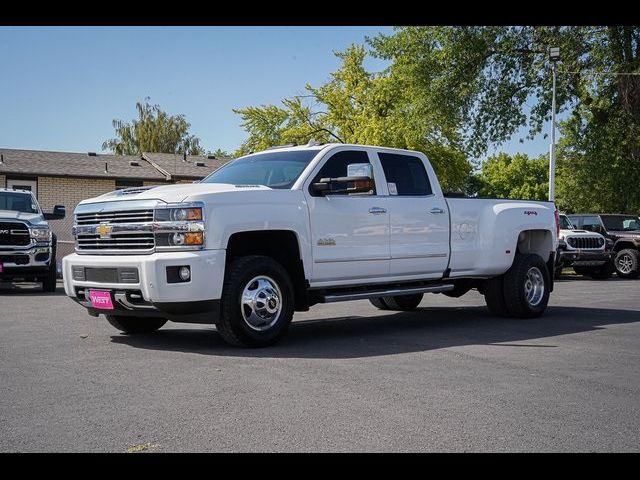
[96,223,113,238]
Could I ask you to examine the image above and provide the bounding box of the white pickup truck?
[63,144,559,347]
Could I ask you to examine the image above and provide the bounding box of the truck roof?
[247,142,426,157]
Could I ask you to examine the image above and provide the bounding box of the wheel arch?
[515,229,555,292]
[226,230,310,311]
[612,240,637,253]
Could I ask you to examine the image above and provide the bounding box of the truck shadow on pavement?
[0,282,65,296]
[109,305,640,359]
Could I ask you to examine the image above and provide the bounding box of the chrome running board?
[319,284,454,303]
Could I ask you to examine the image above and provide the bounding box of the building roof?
[143,152,229,180]
[0,148,169,181]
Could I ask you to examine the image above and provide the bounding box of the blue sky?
[0,26,552,161]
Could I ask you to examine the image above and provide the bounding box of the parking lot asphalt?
[1,275,639,452]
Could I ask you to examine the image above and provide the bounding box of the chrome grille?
[76,233,155,251]
[567,236,604,249]
[75,209,154,225]
[75,206,156,254]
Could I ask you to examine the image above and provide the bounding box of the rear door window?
[378,153,433,196]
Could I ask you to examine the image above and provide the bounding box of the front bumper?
[63,250,226,323]
[557,249,612,267]
[0,245,52,280]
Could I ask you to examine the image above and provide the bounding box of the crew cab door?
[375,151,450,278]
[303,148,390,283]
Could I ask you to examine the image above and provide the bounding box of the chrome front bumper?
[0,244,52,268]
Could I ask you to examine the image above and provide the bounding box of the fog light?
[166,265,191,284]
[179,266,191,281]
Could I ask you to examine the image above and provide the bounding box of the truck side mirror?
[44,205,66,220]
[311,163,375,196]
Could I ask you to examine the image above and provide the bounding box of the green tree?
[207,148,232,158]
[370,26,640,212]
[478,152,549,200]
[234,45,471,191]
[103,98,205,155]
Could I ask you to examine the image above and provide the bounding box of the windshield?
[559,215,573,229]
[601,215,640,231]
[202,150,319,189]
[0,191,39,213]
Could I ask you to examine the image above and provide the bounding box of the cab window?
[378,152,433,196]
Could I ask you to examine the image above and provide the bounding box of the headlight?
[154,207,202,222]
[30,227,52,242]
[154,203,205,250]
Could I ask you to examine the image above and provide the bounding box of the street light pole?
[549,47,560,202]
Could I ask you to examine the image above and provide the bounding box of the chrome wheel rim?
[618,254,633,274]
[241,276,282,331]
[524,267,545,307]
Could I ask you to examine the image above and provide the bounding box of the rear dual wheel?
[484,253,550,318]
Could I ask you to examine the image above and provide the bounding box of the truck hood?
[80,183,273,206]
[0,209,46,226]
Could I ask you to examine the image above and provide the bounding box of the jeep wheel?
[502,253,551,318]
[380,294,423,311]
[588,261,615,280]
[217,255,294,347]
[614,249,639,279]
[106,315,167,334]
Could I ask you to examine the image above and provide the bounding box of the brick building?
[0,148,229,264]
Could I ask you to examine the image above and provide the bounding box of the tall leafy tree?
[477,152,549,201]
[103,98,205,155]
[234,45,471,191]
[370,26,640,212]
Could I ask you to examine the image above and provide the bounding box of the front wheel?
[106,315,167,334]
[217,255,294,347]
[502,253,551,318]
[614,249,639,279]
[42,263,57,292]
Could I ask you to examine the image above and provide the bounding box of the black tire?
[42,263,57,292]
[587,261,615,280]
[380,294,423,311]
[502,253,550,318]
[106,315,167,334]
[42,238,57,292]
[483,275,509,317]
[217,255,294,347]
[369,297,390,310]
[614,249,640,279]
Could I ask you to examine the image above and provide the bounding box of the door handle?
[430,207,445,214]
[369,207,387,214]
